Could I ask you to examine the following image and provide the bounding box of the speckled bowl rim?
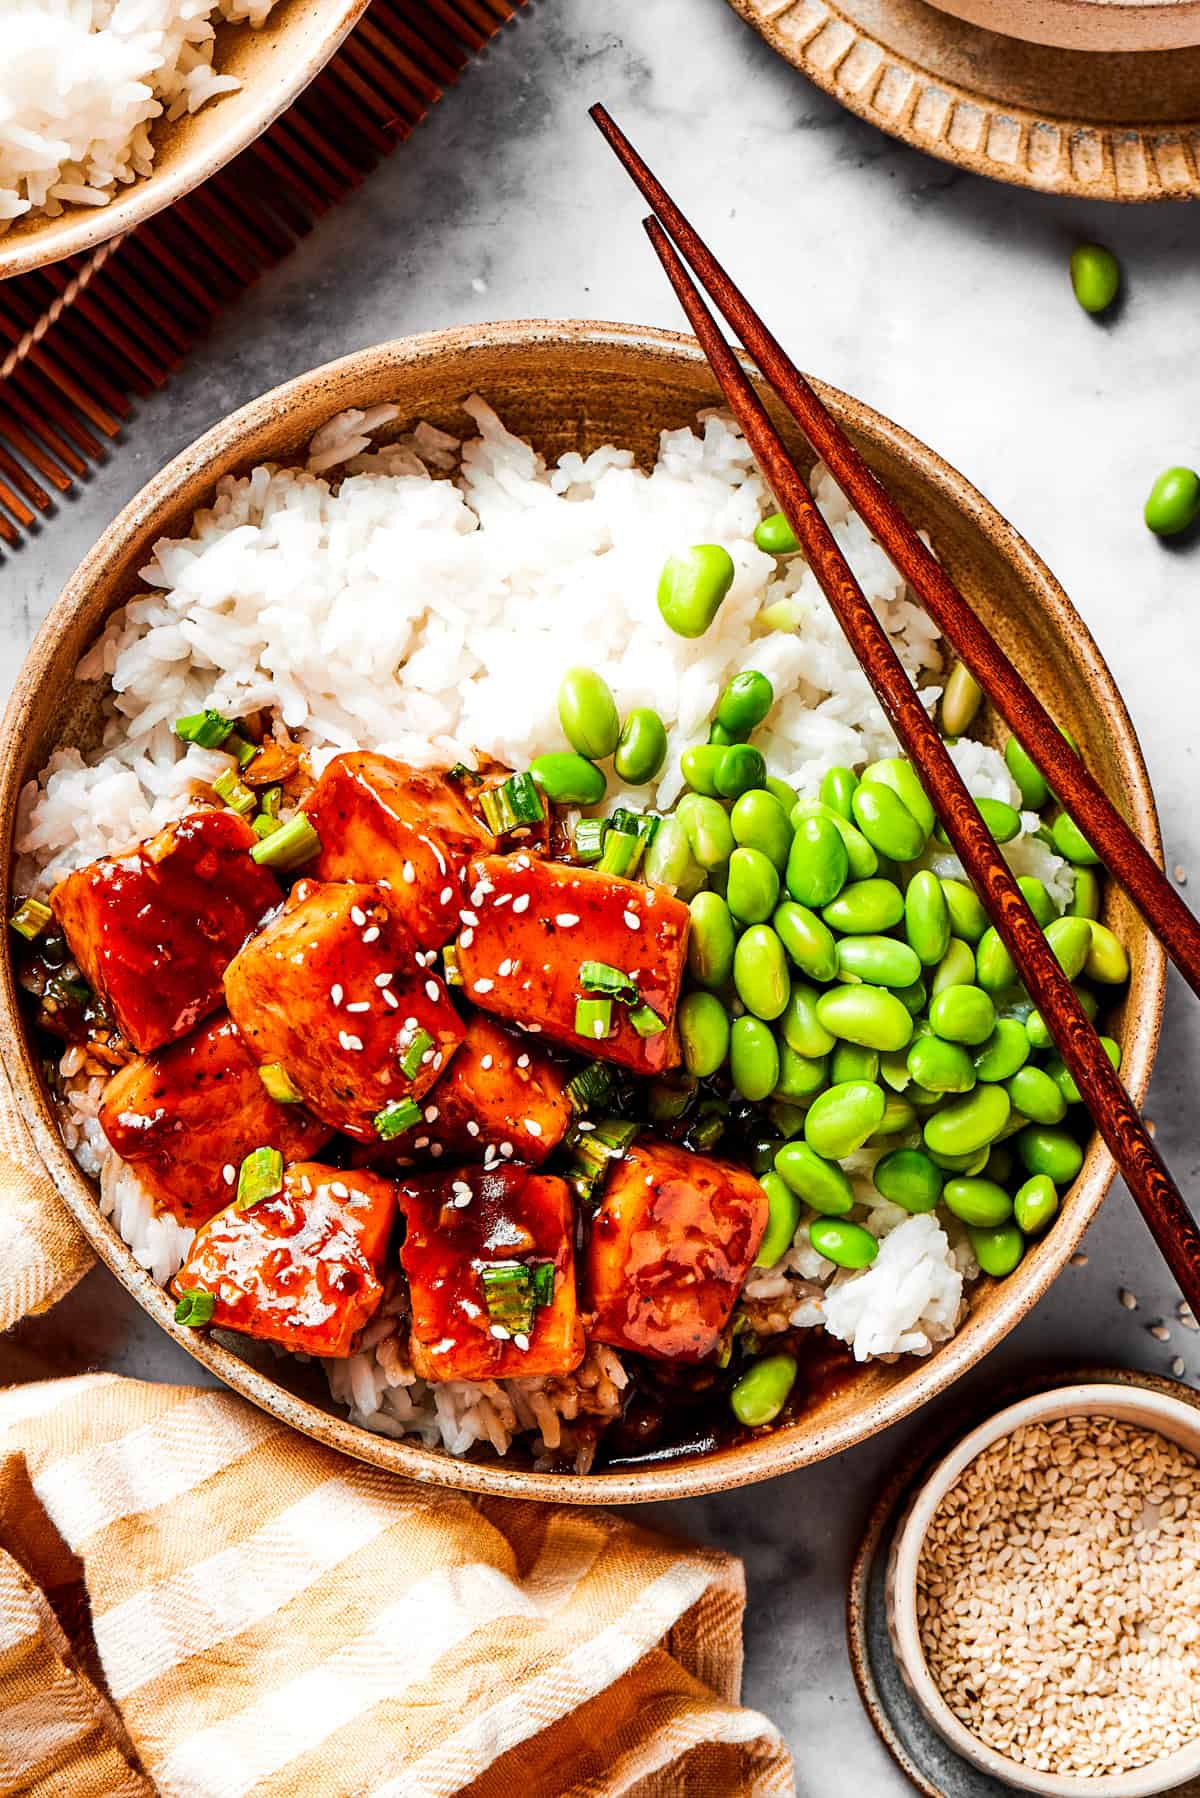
[0,320,1166,1503]
[0,0,370,281]
[886,1382,1200,1796]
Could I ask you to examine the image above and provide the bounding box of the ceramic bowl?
[886,1382,1200,1795]
[0,321,1167,1503]
[0,0,368,281]
[925,0,1200,51]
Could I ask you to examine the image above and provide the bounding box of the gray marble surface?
[3,0,1200,1789]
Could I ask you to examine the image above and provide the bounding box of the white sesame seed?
[593,1020,606,1038]
[500,1141,514,1157]
[524,1119,542,1137]
[330,984,343,1006]
[513,1332,530,1352]
[471,884,488,906]
[382,989,399,1008]
[493,892,511,908]
[516,1054,530,1069]
[330,1181,349,1198]
[523,1023,541,1033]
[403,861,416,883]
[453,1193,472,1209]
[623,909,640,930]
[338,1031,363,1051]
[1120,1288,1138,1310]
[556,913,579,927]
[375,972,393,987]
[404,1016,417,1030]
[430,1143,443,1158]
[460,910,478,927]
[439,885,453,905]
[425,980,440,1003]
[425,1106,439,1123]
[350,906,367,926]
[466,1121,480,1137]
[1149,1322,1172,1342]
[362,926,380,944]
[1171,1356,1186,1377]
[414,1136,429,1149]
[512,893,530,913]
[474,978,494,994]
[346,1001,370,1013]
[1070,1252,1088,1267]
[515,855,530,869]
[480,1055,493,1070]
[490,1323,511,1340]
[222,1163,235,1185]
[498,959,514,977]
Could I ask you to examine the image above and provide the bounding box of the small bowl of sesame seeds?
[886,1382,1200,1795]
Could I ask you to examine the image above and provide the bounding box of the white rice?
[1,0,281,229]
[20,398,1074,1453]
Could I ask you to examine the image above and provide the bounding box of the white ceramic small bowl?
[887,1382,1200,1797]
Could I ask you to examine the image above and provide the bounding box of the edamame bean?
[986,1144,1014,1184]
[942,1176,1013,1228]
[895,977,928,1017]
[1014,1173,1059,1237]
[837,935,922,989]
[678,991,730,1079]
[774,1141,854,1215]
[905,870,951,968]
[727,846,780,923]
[644,814,704,896]
[780,985,837,1061]
[732,789,792,870]
[862,758,935,838]
[931,938,976,996]
[734,925,791,1021]
[657,544,735,638]
[1045,1036,1120,1106]
[831,1043,880,1085]
[1017,878,1056,928]
[786,814,849,909]
[792,802,879,880]
[822,878,904,935]
[730,1353,797,1427]
[688,892,735,990]
[873,1147,943,1213]
[774,901,839,983]
[678,794,735,870]
[928,1146,990,1175]
[1051,811,1100,866]
[776,1044,829,1102]
[557,668,619,761]
[804,1081,887,1158]
[730,1015,781,1101]
[1004,735,1049,810]
[1070,242,1120,315]
[770,1101,806,1140]
[907,1033,976,1094]
[816,987,914,1053]
[1025,986,1098,1048]
[977,797,1022,844]
[1018,1125,1084,1185]
[940,879,988,944]
[875,1093,917,1136]
[808,1217,879,1270]
[766,776,799,814]
[1068,869,1102,921]
[923,1084,1011,1156]
[929,983,996,1046]
[976,927,1017,994]
[851,780,927,862]
[754,512,799,555]
[755,1174,803,1266]
[968,1224,1024,1278]
[1084,921,1129,985]
[942,661,982,737]
[709,722,734,746]
[973,1018,1030,1083]
[717,670,774,739]
[613,708,667,784]
[1144,466,1200,538]
[1045,914,1093,980]
[714,744,766,800]
[528,751,607,805]
[879,1048,912,1093]
[819,766,858,822]
[680,744,727,796]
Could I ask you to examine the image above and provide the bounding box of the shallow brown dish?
[0,0,369,281]
[0,321,1166,1502]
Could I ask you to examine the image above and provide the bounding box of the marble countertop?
[3,0,1200,1788]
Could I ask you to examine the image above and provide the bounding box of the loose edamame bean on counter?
[557,667,620,761]
[1144,467,1200,539]
[657,544,735,637]
[1069,242,1120,316]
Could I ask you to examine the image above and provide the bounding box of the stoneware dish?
[0,0,369,281]
[725,0,1200,202]
[927,0,1200,52]
[0,321,1166,1503]
[885,1382,1200,1795]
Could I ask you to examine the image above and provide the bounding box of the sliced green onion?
[174,1288,216,1327]
[610,808,660,847]
[567,1115,638,1205]
[443,943,463,987]
[259,785,283,818]
[629,1001,666,1037]
[213,769,257,817]
[448,761,482,784]
[235,1146,284,1211]
[579,961,638,1002]
[598,828,643,877]
[575,996,613,1040]
[225,733,256,769]
[175,709,234,749]
[374,1097,423,1140]
[531,1261,555,1307]
[480,773,545,835]
[565,1059,617,1112]
[252,813,282,839]
[573,817,606,863]
[481,1261,536,1335]
[257,1062,301,1104]
[685,1101,727,1154]
[250,813,321,870]
[400,1028,434,1080]
[10,897,52,942]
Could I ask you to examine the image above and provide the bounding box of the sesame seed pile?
[917,1416,1200,1777]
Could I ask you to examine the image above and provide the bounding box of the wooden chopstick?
[590,104,1200,1008]
[626,198,1200,1314]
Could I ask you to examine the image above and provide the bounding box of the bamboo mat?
[0,0,528,550]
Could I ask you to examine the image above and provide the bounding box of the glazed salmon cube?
[587,1137,768,1363]
[306,753,494,949]
[51,809,281,1053]
[360,1012,571,1170]
[174,1162,395,1358]
[223,879,464,1142]
[399,1163,584,1381]
[453,855,688,1074]
[99,1014,334,1226]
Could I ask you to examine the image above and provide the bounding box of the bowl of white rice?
[0,321,1165,1501]
[0,0,369,279]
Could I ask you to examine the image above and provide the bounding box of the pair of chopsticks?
[591,104,1200,1319]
